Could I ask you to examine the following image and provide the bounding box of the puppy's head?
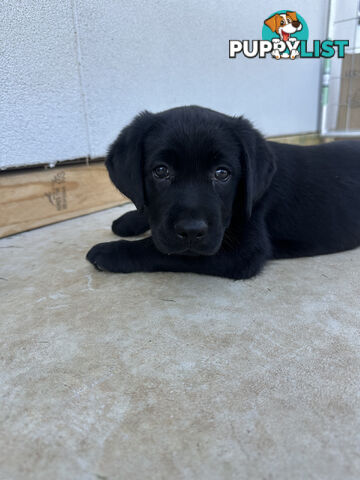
[264,11,302,39]
[106,106,276,256]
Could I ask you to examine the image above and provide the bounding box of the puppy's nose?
[174,219,208,241]
[292,20,300,27]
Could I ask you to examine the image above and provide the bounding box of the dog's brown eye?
[280,20,284,25]
[153,165,169,179]
[215,168,230,181]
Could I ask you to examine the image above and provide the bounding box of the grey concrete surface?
[1,204,359,480]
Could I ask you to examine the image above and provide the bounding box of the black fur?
[87,106,360,279]
[111,210,149,237]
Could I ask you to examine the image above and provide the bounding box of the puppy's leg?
[86,235,269,280]
[112,210,149,237]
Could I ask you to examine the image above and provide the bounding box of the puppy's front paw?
[272,50,281,60]
[86,241,131,273]
[86,242,114,271]
[112,211,149,237]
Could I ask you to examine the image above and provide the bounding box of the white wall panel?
[1,0,329,168]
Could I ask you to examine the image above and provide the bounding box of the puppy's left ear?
[106,111,155,212]
[286,11,297,22]
[231,117,277,219]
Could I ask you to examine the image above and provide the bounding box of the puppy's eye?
[280,20,284,25]
[214,167,231,181]
[153,165,169,179]
[287,18,292,23]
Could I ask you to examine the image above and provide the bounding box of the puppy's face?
[106,106,277,257]
[143,120,240,256]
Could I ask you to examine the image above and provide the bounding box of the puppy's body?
[87,106,360,279]
[266,141,360,258]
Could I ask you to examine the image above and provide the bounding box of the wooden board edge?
[267,132,326,145]
[0,161,129,239]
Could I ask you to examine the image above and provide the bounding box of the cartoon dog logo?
[264,11,303,59]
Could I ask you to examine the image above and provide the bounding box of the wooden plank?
[0,162,128,238]
[267,132,326,145]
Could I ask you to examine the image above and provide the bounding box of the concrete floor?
[1,203,360,480]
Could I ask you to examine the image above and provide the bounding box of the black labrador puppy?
[87,106,360,279]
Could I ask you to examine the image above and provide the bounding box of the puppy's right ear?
[106,111,155,212]
[264,14,278,32]
[229,116,277,219]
